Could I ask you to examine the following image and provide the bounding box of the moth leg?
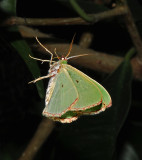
[54,48,60,59]
[29,54,52,63]
[35,37,53,66]
[28,75,50,84]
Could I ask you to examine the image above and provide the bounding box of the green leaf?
[69,0,93,22]
[105,48,135,135]
[10,27,45,99]
[0,0,17,15]
[54,48,134,160]
[119,143,140,160]
[58,0,109,13]
[0,0,45,98]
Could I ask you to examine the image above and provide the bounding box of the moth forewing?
[80,76,112,115]
[88,75,112,109]
[64,65,103,110]
[42,67,79,117]
[81,72,112,114]
[43,76,57,116]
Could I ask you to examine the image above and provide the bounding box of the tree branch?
[123,1,142,63]
[18,118,55,160]
[33,42,142,81]
[2,6,127,26]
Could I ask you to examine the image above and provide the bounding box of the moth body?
[29,37,112,123]
[48,61,61,77]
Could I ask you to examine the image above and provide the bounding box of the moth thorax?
[60,59,67,64]
[48,62,61,76]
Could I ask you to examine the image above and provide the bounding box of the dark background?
[0,0,142,160]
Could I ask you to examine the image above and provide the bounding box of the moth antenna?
[54,48,60,59]
[29,54,55,63]
[66,34,76,58]
[35,37,53,66]
[67,54,89,60]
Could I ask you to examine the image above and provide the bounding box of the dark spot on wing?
[76,80,79,83]
[62,84,64,87]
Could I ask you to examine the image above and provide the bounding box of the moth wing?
[65,65,102,111]
[90,77,112,109]
[81,69,112,110]
[66,65,111,112]
[43,68,78,117]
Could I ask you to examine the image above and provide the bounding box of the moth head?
[61,57,67,60]
[60,56,68,64]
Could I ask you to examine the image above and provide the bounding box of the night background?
[0,0,142,160]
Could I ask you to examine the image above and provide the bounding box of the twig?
[125,47,135,60]
[17,25,142,81]
[2,6,127,26]
[79,32,94,48]
[70,0,128,23]
[91,5,128,23]
[69,0,93,22]
[18,118,55,160]
[33,42,142,81]
[18,26,51,38]
[123,1,142,62]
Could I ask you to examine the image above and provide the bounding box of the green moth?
[29,37,112,123]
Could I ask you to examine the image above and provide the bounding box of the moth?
[29,37,112,123]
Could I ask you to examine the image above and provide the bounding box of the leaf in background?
[0,0,16,15]
[57,0,109,15]
[54,48,134,160]
[10,29,45,99]
[104,48,135,135]
[0,0,45,98]
[128,0,142,22]
[124,118,142,159]
[118,143,140,160]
